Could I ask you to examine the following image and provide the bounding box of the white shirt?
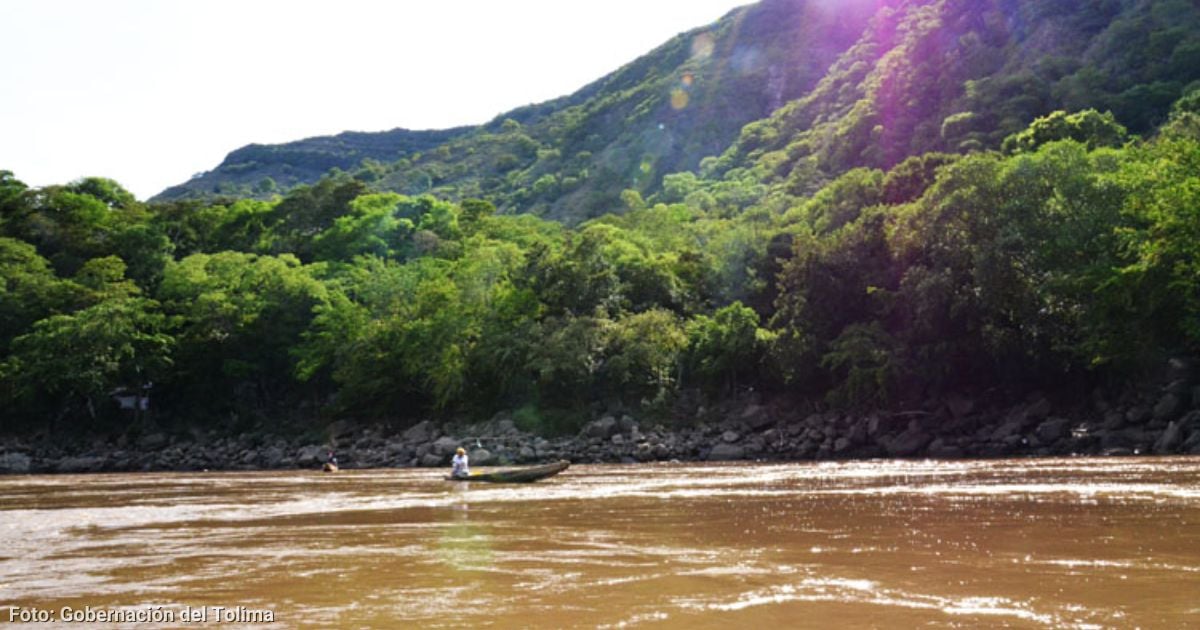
[451,453,469,477]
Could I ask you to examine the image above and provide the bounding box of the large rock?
[585,416,619,439]
[431,436,460,457]
[721,430,740,443]
[296,445,324,466]
[1153,421,1184,454]
[991,402,1044,440]
[1036,418,1071,444]
[1153,393,1185,423]
[1101,411,1125,431]
[707,443,745,461]
[927,439,963,459]
[740,404,774,431]
[945,396,975,419]
[469,448,495,466]
[262,446,284,467]
[1026,398,1053,422]
[886,428,932,457]
[1183,428,1200,454]
[846,419,868,446]
[419,452,445,467]
[402,420,435,444]
[1126,406,1151,425]
[56,456,105,473]
[991,419,1025,441]
[0,452,32,474]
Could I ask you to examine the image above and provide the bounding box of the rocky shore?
[1,397,1197,475]
[3,366,1200,475]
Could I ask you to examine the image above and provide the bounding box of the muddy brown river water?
[1,458,1198,628]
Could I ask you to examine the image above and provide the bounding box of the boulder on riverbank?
[0,452,32,474]
[707,443,746,461]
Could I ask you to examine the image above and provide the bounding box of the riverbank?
[2,372,1199,474]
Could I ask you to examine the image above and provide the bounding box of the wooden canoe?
[444,460,570,483]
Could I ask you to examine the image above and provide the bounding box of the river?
[1,458,1198,628]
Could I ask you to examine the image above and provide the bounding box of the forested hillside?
[3,0,1200,438]
[708,0,1200,192]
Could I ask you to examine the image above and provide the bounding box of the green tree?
[1,295,172,424]
[73,256,141,303]
[312,192,413,261]
[821,321,900,407]
[0,237,70,353]
[67,177,137,209]
[522,227,621,316]
[0,171,29,234]
[1111,135,1200,349]
[110,224,174,290]
[261,176,367,260]
[1001,109,1129,155]
[532,314,612,405]
[881,153,959,205]
[458,198,496,234]
[605,309,687,402]
[157,252,329,412]
[789,167,883,234]
[685,301,771,393]
[254,176,278,195]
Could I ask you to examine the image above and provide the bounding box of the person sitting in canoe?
[451,447,470,478]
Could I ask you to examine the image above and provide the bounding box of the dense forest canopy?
[3,0,1199,436]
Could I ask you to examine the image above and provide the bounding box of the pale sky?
[0,0,749,200]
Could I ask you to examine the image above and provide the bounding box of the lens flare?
[671,89,690,110]
[691,32,715,59]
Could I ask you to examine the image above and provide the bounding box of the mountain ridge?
[156,126,473,200]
